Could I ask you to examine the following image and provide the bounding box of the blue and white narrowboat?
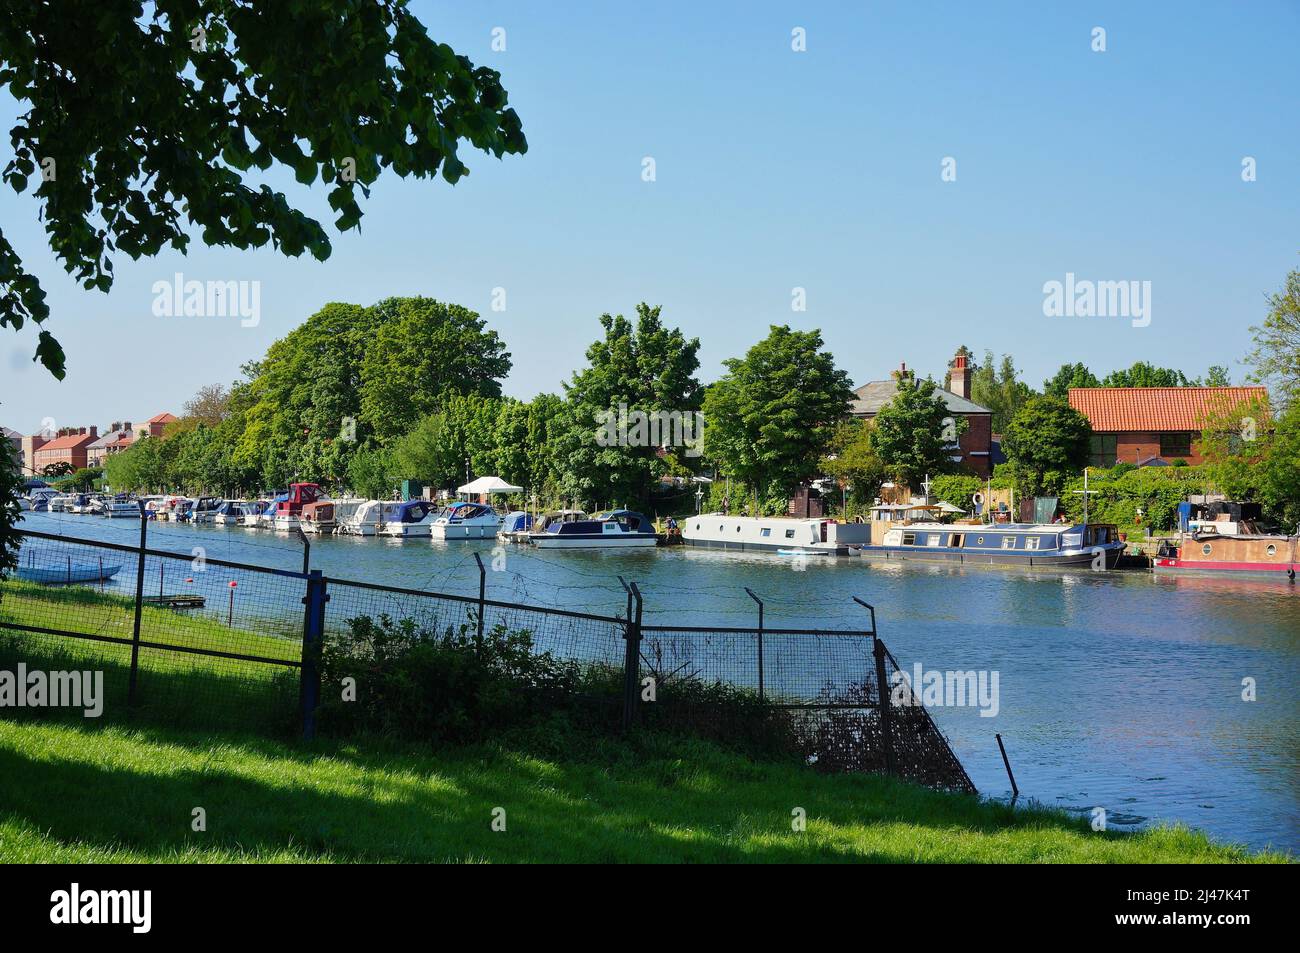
[529,509,658,549]
[861,522,1124,569]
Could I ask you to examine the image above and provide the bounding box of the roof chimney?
[88,426,97,438]
[949,352,971,399]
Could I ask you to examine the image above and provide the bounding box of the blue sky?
[2,0,1298,431]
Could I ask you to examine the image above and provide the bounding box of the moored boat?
[529,509,658,549]
[337,500,384,536]
[271,483,322,531]
[861,521,1125,569]
[378,500,438,538]
[681,513,872,556]
[497,510,534,543]
[17,561,122,584]
[429,501,501,540]
[1153,502,1297,580]
[301,498,364,535]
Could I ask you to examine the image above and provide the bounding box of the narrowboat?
[429,501,502,540]
[681,514,872,555]
[1153,502,1297,580]
[378,500,437,538]
[861,521,1125,569]
[529,509,658,549]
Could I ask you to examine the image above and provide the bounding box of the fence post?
[472,551,486,651]
[745,587,764,700]
[127,501,147,706]
[855,597,895,777]
[300,570,328,741]
[621,582,643,729]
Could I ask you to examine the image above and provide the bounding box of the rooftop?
[851,378,991,416]
[1068,386,1269,432]
[34,432,99,452]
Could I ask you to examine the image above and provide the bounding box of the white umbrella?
[457,476,523,495]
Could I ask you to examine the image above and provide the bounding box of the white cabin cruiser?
[429,501,502,540]
[377,500,437,538]
[337,500,384,536]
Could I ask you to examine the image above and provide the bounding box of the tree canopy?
[1247,267,1300,404]
[1000,395,1092,497]
[703,325,854,512]
[0,0,527,376]
[871,372,964,489]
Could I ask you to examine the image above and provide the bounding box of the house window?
[1089,434,1117,468]
[1159,432,1193,458]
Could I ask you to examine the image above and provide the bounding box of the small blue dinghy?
[17,562,122,584]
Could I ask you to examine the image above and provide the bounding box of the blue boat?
[497,511,534,542]
[529,509,658,549]
[860,521,1125,569]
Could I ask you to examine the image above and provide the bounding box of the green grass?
[0,719,1284,863]
[0,579,1287,863]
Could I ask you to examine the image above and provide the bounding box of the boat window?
[901,532,916,545]
[737,525,742,532]
[1201,543,1212,556]
[927,534,942,547]
[1025,536,1041,551]
[603,522,619,533]
[1001,536,1016,549]
[949,534,963,548]
[784,529,795,539]
[695,523,700,530]
[760,528,771,537]
[1266,544,1277,557]
[976,536,984,545]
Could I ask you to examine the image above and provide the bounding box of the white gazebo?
[458,476,524,497]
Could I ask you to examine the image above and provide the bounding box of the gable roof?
[148,412,178,425]
[88,429,133,449]
[851,379,991,416]
[1068,386,1269,432]
[35,432,98,452]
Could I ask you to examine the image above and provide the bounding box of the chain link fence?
[1,527,974,792]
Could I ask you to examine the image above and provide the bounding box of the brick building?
[31,427,98,474]
[1067,386,1269,466]
[850,353,995,477]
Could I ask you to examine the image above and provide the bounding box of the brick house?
[32,427,98,474]
[1067,386,1269,466]
[86,424,135,468]
[143,412,177,437]
[851,353,995,477]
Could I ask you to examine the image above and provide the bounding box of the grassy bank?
[0,719,1283,863]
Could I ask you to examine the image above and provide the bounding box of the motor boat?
[104,497,140,518]
[497,511,534,543]
[377,499,437,538]
[528,509,658,549]
[301,498,364,535]
[240,499,274,527]
[188,497,226,523]
[270,483,323,531]
[429,501,502,540]
[337,500,384,536]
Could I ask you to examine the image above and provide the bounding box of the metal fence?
[0,526,975,792]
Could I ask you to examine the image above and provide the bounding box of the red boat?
[270,483,323,531]
[1152,501,1297,580]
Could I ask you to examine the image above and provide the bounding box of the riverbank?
[0,719,1282,863]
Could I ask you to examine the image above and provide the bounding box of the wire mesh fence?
[0,527,975,792]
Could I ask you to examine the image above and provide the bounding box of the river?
[14,510,1299,854]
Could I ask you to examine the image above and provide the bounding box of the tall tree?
[1101,362,1194,387]
[559,305,702,509]
[968,351,1034,432]
[359,298,512,439]
[1000,395,1091,497]
[1247,267,1300,405]
[0,0,527,377]
[1043,362,1100,399]
[182,383,233,426]
[703,325,853,512]
[872,372,965,489]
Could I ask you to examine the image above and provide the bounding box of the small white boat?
[17,561,122,584]
[212,500,244,525]
[104,499,140,518]
[240,499,273,527]
[497,511,535,543]
[337,500,384,536]
[429,501,502,540]
[378,500,438,538]
[47,494,76,512]
[188,497,225,523]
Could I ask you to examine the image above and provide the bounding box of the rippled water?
[17,511,1300,853]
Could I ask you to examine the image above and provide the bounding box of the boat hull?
[1153,556,1298,579]
[857,546,1124,569]
[682,537,854,556]
[430,523,498,540]
[17,564,122,584]
[529,533,657,549]
[379,523,433,537]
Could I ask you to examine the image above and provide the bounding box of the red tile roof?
[1068,387,1269,432]
[148,412,177,424]
[35,432,98,452]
